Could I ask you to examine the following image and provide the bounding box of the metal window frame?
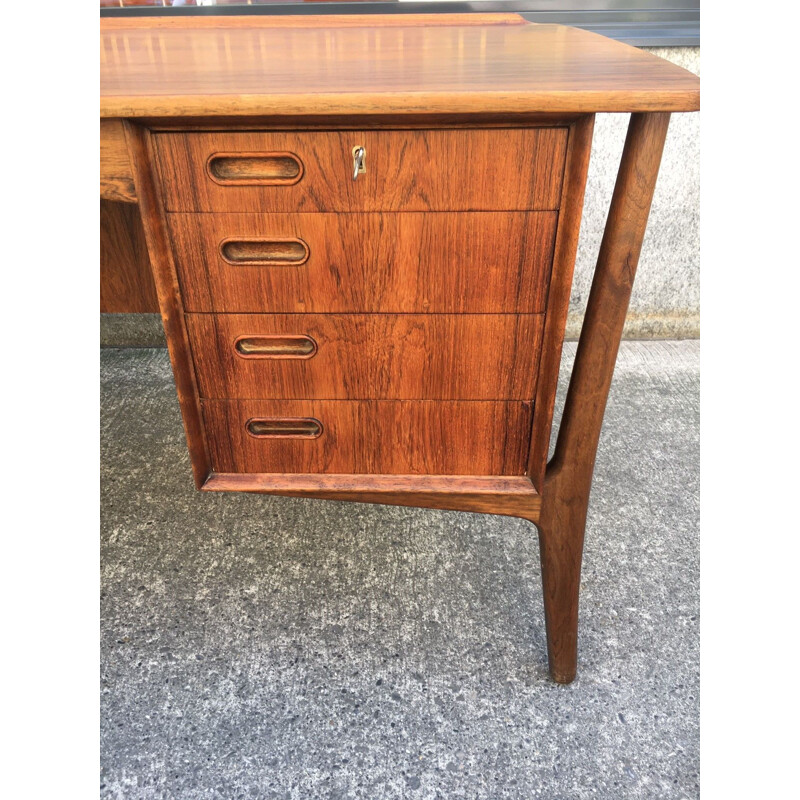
[100,1,699,47]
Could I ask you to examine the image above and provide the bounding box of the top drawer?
[154,128,568,213]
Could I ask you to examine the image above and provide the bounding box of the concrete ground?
[100,340,699,800]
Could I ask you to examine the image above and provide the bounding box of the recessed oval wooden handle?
[245,417,323,439]
[206,152,303,185]
[234,334,318,359]
[220,238,309,266]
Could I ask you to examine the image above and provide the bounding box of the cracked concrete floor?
[100,340,699,800]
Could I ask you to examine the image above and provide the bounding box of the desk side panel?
[123,122,212,488]
[528,115,595,490]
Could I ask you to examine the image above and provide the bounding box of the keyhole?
[352,145,366,180]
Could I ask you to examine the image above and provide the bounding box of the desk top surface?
[100,13,699,118]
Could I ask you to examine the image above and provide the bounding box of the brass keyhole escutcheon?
[352,145,366,180]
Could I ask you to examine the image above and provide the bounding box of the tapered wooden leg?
[538,112,671,683]
[537,510,585,683]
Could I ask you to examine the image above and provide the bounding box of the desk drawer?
[202,399,533,475]
[169,211,557,313]
[187,313,544,400]
[155,129,568,213]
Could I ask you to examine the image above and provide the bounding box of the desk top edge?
[100,14,700,117]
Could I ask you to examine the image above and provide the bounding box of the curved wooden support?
[204,473,544,521]
[537,112,671,683]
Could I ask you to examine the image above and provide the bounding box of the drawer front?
[187,313,544,401]
[155,129,568,212]
[169,211,557,313]
[203,400,533,475]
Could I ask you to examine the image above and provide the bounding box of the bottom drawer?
[203,400,533,475]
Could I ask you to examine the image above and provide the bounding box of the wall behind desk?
[566,47,700,339]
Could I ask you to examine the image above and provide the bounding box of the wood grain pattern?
[100,15,700,117]
[186,313,544,401]
[100,119,137,203]
[123,122,212,488]
[100,199,158,313]
[202,399,534,476]
[528,115,595,489]
[154,129,568,212]
[537,113,671,683]
[203,473,542,521]
[167,211,557,313]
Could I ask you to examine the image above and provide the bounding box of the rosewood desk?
[100,14,700,683]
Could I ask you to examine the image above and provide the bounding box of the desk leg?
[537,112,671,683]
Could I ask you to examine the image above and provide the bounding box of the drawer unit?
[186,313,545,400]
[156,124,567,481]
[202,399,534,475]
[167,211,558,313]
[155,128,568,213]
[158,125,567,481]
